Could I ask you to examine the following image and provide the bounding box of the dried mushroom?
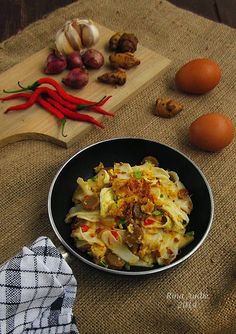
[109,32,123,51]
[98,68,127,86]
[109,32,138,53]
[155,98,183,118]
[109,52,140,69]
[118,33,138,53]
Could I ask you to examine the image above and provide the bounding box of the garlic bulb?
[55,18,100,55]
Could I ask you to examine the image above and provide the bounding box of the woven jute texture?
[0,1,235,333]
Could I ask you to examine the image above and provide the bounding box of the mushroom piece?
[105,252,125,269]
[81,194,100,210]
[118,33,138,53]
[109,32,123,51]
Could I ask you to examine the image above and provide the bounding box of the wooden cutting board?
[0,23,170,148]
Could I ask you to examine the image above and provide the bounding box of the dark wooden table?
[0,0,235,42]
[0,0,74,42]
[169,0,236,28]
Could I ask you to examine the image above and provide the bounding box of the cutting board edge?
[0,132,67,149]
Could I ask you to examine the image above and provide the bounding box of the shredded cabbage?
[101,230,139,264]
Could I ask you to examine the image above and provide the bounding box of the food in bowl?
[65,156,194,270]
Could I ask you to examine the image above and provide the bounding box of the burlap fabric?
[0,1,235,333]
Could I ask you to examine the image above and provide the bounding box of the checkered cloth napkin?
[0,236,79,334]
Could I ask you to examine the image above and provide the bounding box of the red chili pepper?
[4,77,112,114]
[94,95,112,107]
[2,87,109,118]
[1,91,67,137]
[0,92,31,101]
[36,78,111,110]
[3,88,43,113]
[46,97,104,128]
[111,230,119,239]
[37,79,112,114]
[42,88,113,116]
[76,95,112,111]
[144,218,155,226]
[81,225,89,232]
[37,96,67,137]
[1,87,104,131]
[0,92,65,119]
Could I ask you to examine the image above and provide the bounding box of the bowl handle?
[57,244,74,265]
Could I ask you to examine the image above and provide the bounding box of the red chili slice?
[111,230,119,239]
[144,218,155,226]
[81,225,89,232]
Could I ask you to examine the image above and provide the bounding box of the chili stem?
[60,118,67,138]
[3,81,39,93]
[76,96,106,110]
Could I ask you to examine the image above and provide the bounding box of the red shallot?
[62,68,89,89]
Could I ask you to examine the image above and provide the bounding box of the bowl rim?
[48,137,214,276]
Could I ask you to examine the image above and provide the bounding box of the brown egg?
[175,59,221,94]
[189,113,234,152]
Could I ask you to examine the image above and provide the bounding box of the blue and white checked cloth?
[0,237,79,334]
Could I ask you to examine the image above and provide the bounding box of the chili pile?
[2,77,113,135]
[4,77,112,114]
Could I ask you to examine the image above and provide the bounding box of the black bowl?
[48,138,214,275]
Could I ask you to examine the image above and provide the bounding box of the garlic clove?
[55,28,74,55]
[65,20,83,51]
[55,29,65,55]
[81,25,94,48]
[81,22,99,47]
